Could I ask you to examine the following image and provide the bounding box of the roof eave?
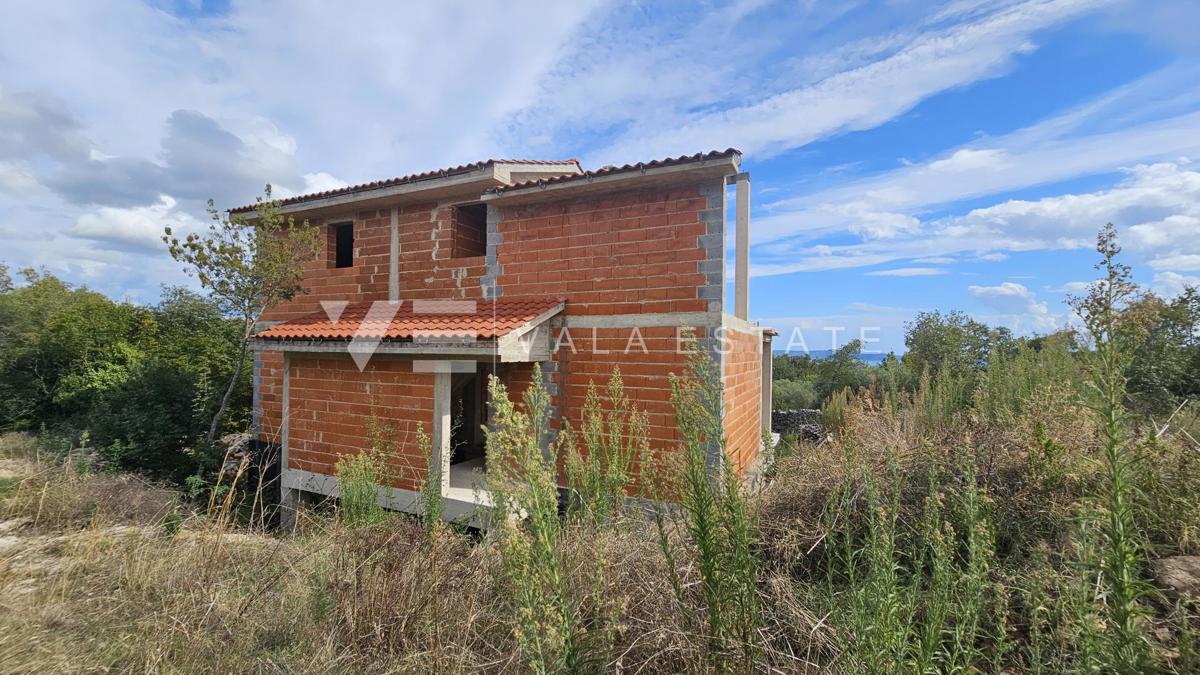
[244,164,500,219]
[481,153,741,205]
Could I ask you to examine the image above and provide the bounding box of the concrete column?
[388,207,400,302]
[279,352,298,530]
[734,172,750,319]
[431,370,452,494]
[279,487,300,531]
[761,333,773,433]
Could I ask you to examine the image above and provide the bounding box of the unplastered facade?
[246,149,774,524]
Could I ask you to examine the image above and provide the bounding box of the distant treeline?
[773,296,1199,417]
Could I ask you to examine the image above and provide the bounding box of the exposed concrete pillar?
[431,369,452,494]
[734,172,750,319]
[761,331,774,433]
[279,352,298,531]
[388,207,400,302]
[279,487,299,531]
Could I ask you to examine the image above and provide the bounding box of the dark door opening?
[450,366,489,467]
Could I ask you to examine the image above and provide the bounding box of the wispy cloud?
[588,0,1106,163]
[865,267,950,277]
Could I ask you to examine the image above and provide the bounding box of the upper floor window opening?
[330,222,354,268]
[451,203,487,258]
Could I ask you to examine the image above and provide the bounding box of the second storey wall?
[492,181,722,316]
[261,177,725,323]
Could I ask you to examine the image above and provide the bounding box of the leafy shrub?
[335,449,388,528]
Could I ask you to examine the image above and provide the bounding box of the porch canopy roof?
[252,297,564,362]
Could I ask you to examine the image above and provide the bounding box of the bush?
[772,378,818,410]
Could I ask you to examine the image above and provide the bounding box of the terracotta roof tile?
[485,148,741,195]
[230,158,580,214]
[255,297,564,341]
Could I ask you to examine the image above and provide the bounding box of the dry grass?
[1,379,1194,674]
[0,433,834,673]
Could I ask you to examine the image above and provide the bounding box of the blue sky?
[1,0,1198,352]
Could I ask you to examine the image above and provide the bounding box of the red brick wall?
[495,185,711,315]
[397,203,485,300]
[256,351,285,444]
[721,326,763,474]
[254,177,766,496]
[284,354,434,491]
[263,204,486,322]
[262,212,390,322]
[264,182,714,321]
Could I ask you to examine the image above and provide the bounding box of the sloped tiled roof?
[255,297,564,341]
[230,159,580,214]
[486,148,741,195]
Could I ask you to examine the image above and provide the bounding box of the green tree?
[903,310,999,378]
[0,269,142,430]
[163,187,322,446]
[772,378,818,410]
[1125,287,1199,415]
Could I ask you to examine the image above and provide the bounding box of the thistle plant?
[652,336,761,670]
[1069,223,1155,673]
[484,365,579,674]
[562,367,647,526]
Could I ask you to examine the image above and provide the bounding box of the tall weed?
[484,365,580,673]
[652,339,761,670]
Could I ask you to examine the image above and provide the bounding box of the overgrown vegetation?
[0,188,320,492]
[0,269,249,483]
[1,224,1198,673]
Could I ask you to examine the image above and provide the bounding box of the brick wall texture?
[721,326,764,474]
[255,178,763,494]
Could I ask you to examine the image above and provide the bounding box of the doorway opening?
[448,364,491,494]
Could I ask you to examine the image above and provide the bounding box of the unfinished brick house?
[243,149,774,523]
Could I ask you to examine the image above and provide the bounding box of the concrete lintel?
[250,339,498,357]
[720,312,763,336]
[560,310,721,329]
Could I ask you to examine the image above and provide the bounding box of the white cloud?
[1152,271,1200,299]
[592,0,1106,163]
[1049,280,1092,293]
[0,160,39,194]
[70,195,201,253]
[865,267,949,277]
[927,148,1011,173]
[301,172,349,194]
[754,159,1200,278]
[1146,252,1200,272]
[751,60,1200,252]
[968,281,1058,331]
